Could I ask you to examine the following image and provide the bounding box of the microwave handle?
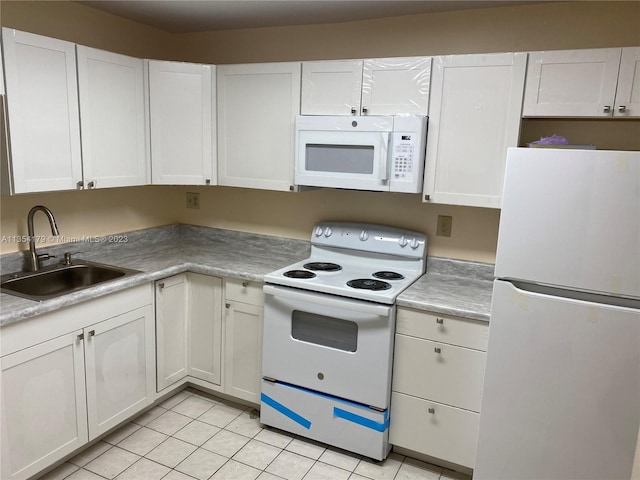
[379,132,390,181]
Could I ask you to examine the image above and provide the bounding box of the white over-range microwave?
[295,115,428,193]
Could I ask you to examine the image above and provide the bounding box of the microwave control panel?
[389,116,427,193]
[391,132,418,182]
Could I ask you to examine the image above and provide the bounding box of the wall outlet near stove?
[186,192,200,209]
[437,215,452,237]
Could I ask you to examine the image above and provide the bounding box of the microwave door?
[296,131,390,191]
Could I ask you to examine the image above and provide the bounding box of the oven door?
[262,284,395,409]
[295,116,392,191]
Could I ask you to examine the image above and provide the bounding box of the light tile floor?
[39,389,472,480]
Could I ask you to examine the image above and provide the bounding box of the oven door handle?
[264,285,393,316]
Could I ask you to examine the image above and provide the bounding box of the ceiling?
[77,1,552,34]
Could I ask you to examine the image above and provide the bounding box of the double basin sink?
[1,260,141,301]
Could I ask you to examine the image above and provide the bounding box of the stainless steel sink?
[0,260,141,301]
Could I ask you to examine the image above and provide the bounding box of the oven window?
[306,144,374,174]
[291,310,358,352]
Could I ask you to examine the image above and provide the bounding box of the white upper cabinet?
[423,53,527,209]
[523,47,639,118]
[217,62,301,191]
[361,57,431,115]
[77,46,149,189]
[615,47,640,117]
[149,60,215,185]
[1,28,83,194]
[301,60,363,115]
[301,57,431,116]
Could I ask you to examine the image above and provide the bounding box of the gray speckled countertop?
[398,257,494,322]
[1,224,494,326]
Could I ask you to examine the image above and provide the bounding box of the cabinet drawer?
[396,307,488,351]
[392,334,486,412]
[389,392,479,469]
[225,278,264,305]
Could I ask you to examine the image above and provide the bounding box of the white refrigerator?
[475,148,640,480]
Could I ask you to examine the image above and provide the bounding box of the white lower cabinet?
[1,332,88,480]
[390,307,488,469]
[223,279,264,404]
[0,285,154,480]
[189,274,223,386]
[155,274,263,404]
[155,273,223,392]
[390,392,480,469]
[155,274,189,391]
[84,307,156,439]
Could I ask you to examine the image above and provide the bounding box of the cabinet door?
[361,57,431,115]
[523,48,622,117]
[224,301,263,404]
[1,332,88,480]
[423,53,526,208]
[77,46,148,189]
[149,61,215,185]
[84,305,155,439]
[301,60,363,115]
[188,273,223,385]
[217,62,301,191]
[390,392,480,469]
[392,334,486,412]
[155,275,189,392]
[1,28,82,193]
[614,47,640,117]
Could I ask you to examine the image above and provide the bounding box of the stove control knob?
[410,238,420,249]
[398,235,408,247]
[359,230,369,241]
[314,226,324,237]
[324,227,333,238]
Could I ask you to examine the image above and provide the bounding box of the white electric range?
[260,222,427,460]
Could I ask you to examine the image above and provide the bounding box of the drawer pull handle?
[88,330,95,338]
[436,318,444,324]
[242,281,249,287]
[77,333,84,341]
[158,282,165,290]
[428,407,435,414]
[434,347,442,354]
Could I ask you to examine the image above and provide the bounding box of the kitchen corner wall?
[1,1,639,262]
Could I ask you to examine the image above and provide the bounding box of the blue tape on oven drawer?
[333,407,390,432]
[261,392,312,429]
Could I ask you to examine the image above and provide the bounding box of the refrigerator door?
[495,148,640,298]
[475,280,640,480]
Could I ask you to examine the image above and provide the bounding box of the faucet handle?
[37,253,55,262]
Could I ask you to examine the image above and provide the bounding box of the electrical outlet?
[186,192,200,209]
[437,215,452,237]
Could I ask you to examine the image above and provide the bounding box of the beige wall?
[1,1,639,262]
